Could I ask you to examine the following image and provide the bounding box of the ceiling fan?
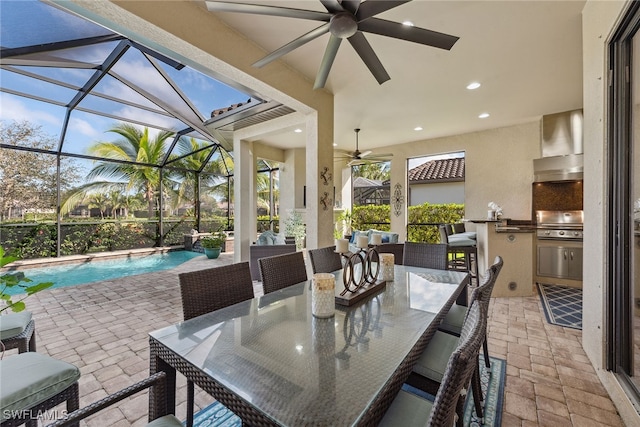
[335,128,393,166]
[205,0,459,89]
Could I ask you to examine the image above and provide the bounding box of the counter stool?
[0,311,36,353]
[0,352,80,427]
[439,225,479,288]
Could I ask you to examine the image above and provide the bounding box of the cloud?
[68,117,101,138]
[0,96,60,128]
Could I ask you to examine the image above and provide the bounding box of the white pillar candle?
[357,235,369,249]
[312,273,335,318]
[335,238,349,253]
[381,253,395,281]
[370,233,382,246]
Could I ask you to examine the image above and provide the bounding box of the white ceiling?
[201,0,585,153]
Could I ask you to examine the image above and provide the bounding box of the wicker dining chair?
[376,243,404,265]
[380,300,486,426]
[259,251,308,294]
[308,246,342,274]
[178,262,255,427]
[439,256,504,369]
[0,311,36,353]
[45,371,180,427]
[402,242,449,270]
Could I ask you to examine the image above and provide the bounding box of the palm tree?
[62,124,175,218]
[88,193,108,219]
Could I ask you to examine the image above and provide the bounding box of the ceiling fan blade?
[253,24,330,68]
[348,32,390,85]
[359,150,373,158]
[319,0,344,14]
[314,35,342,89]
[359,18,459,50]
[205,1,330,22]
[356,0,411,21]
[339,0,362,15]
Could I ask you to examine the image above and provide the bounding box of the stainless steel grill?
[535,210,584,240]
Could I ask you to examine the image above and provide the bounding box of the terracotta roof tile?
[408,158,465,183]
[210,98,253,118]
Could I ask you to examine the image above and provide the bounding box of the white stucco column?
[305,113,334,249]
[233,137,254,263]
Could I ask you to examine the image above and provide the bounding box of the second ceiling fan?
[205,0,459,89]
[335,128,393,166]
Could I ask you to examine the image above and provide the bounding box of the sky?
[0,0,250,158]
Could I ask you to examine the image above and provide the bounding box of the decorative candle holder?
[338,244,380,296]
[380,253,395,281]
[312,273,335,318]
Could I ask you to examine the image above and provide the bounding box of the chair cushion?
[257,230,275,245]
[379,389,433,426]
[447,235,476,247]
[0,352,80,419]
[147,414,183,427]
[413,331,459,382]
[0,311,32,340]
[455,231,477,240]
[439,304,466,335]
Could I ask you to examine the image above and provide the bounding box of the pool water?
[3,251,202,295]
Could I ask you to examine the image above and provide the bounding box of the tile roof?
[211,98,253,118]
[408,157,465,183]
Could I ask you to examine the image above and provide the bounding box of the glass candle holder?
[380,253,395,281]
[312,273,335,318]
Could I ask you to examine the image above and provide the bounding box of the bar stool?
[439,225,479,287]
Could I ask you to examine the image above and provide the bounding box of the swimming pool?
[3,251,202,295]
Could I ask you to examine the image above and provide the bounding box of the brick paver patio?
[2,251,625,426]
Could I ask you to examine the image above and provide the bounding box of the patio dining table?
[148,265,470,426]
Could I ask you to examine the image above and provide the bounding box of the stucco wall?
[582,0,638,425]
[375,121,540,223]
[409,182,465,205]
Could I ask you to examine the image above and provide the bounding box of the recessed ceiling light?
[414,126,423,131]
[466,82,481,90]
[294,128,302,133]
[333,143,338,147]
[402,21,414,27]
[478,113,490,119]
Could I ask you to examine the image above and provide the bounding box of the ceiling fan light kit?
[205,0,459,89]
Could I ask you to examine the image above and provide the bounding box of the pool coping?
[1,246,184,271]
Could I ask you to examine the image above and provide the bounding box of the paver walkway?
[3,252,625,426]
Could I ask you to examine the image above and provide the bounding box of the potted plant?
[200,233,226,259]
[1,247,53,313]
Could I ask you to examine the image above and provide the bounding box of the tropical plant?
[200,232,226,248]
[282,210,305,250]
[61,124,176,218]
[88,193,108,219]
[0,247,53,313]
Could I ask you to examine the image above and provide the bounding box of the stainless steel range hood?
[533,109,584,182]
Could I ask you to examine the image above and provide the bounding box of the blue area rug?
[537,283,582,330]
[190,356,506,426]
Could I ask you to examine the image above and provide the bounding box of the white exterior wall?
[409,182,465,205]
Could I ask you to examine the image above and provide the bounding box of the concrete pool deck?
[2,251,624,426]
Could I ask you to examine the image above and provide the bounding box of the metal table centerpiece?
[334,235,387,306]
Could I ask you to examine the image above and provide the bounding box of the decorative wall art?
[393,183,404,217]
[320,166,332,186]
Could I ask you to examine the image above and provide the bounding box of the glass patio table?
[148,265,470,426]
